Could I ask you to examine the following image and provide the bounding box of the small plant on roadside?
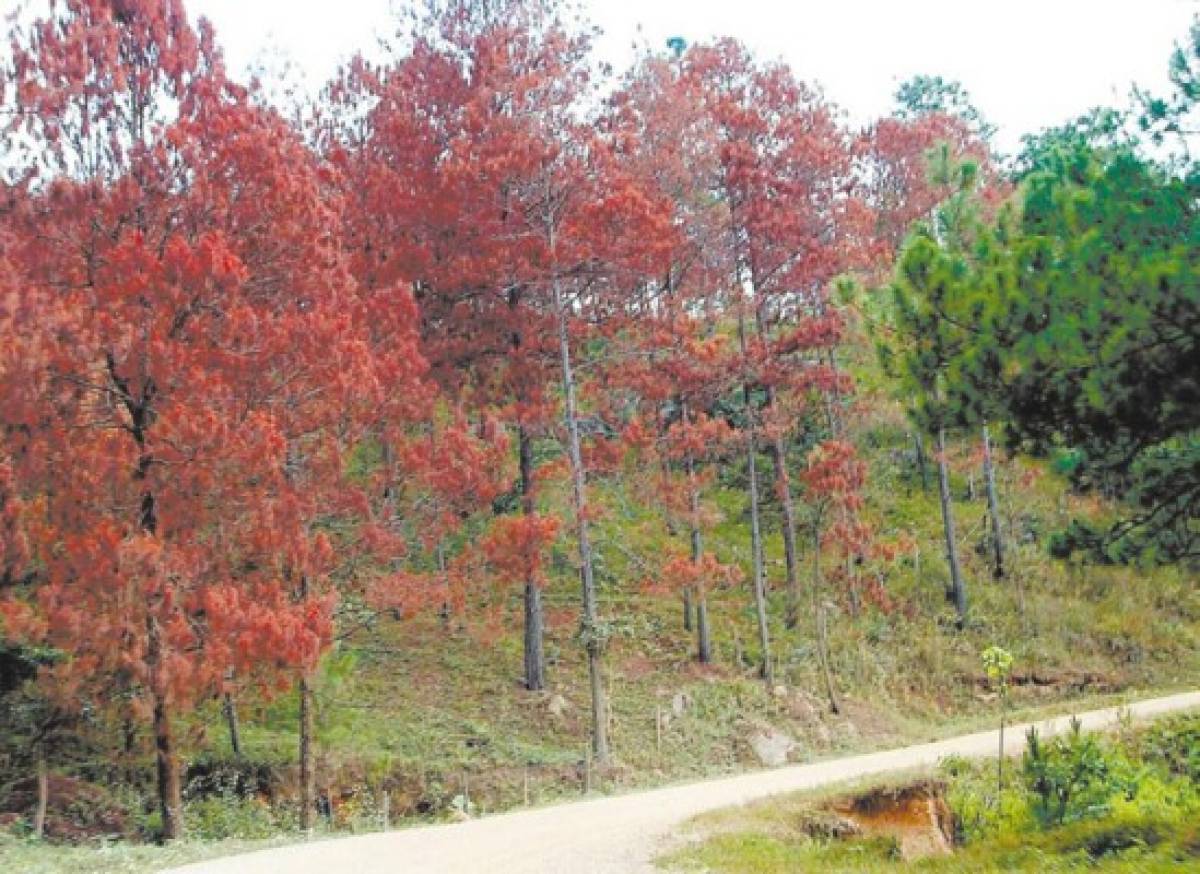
[981,645,1014,797]
[1023,718,1141,827]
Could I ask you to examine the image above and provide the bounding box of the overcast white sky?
[187,0,1198,153]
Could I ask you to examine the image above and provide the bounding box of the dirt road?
[168,690,1200,874]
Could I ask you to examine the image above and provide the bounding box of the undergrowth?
[661,711,1200,873]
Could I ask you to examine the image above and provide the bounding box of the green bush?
[1022,718,1141,827]
[183,793,283,841]
[1137,713,1200,783]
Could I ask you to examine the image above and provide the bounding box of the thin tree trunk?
[122,713,137,787]
[523,580,546,691]
[682,587,694,633]
[768,431,801,631]
[823,348,843,437]
[982,425,1006,580]
[147,611,182,841]
[751,299,800,629]
[747,431,772,683]
[914,431,930,492]
[739,313,773,685]
[298,673,315,834]
[684,438,712,664]
[298,576,316,834]
[223,691,242,759]
[812,521,841,714]
[520,425,545,691]
[511,273,547,691]
[127,404,181,839]
[552,259,609,765]
[436,539,450,628]
[696,591,712,665]
[935,427,968,627]
[33,746,48,839]
[152,692,182,841]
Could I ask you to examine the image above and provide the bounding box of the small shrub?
[1137,713,1200,782]
[1022,719,1141,827]
[183,793,283,841]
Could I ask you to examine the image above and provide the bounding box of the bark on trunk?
[124,393,181,839]
[223,691,243,758]
[436,539,450,629]
[152,687,182,840]
[298,673,315,834]
[146,610,183,841]
[696,592,712,664]
[523,580,546,692]
[982,425,1006,580]
[682,587,694,633]
[739,315,773,685]
[298,576,316,834]
[33,747,48,839]
[768,432,801,630]
[512,274,547,690]
[684,443,712,664]
[914,431,930,492]
[812,522,841,714]
[553,263,609,765]
[936,427,968,627]
[751,301,800,630]
[823,348,843,437]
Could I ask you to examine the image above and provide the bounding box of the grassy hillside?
[2,388,1197,872]
[174,394,1199,818]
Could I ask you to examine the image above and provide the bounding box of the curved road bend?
[169,690,1200,874]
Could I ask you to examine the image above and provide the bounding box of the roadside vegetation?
[660,712,1200,873]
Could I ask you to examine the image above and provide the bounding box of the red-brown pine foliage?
[0,3,435,834]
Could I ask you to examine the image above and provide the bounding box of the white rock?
[748,727,796,767]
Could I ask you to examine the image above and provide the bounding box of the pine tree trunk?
[823,348,843,437]
[553,264,609,765]
[936,427,968,627]
[130,420,181,838]
[33,746,48,839]
[436,539,450,628]
[696,591,712,664]
[298,574,316,834]
[523,578,546,692]
[812,520,841,714]
[685,444,712,664]
[982,425,1006,580]
[223,691,242,758]
[751,300,800,629]
[914,431,930,492]
[769,432,801,630]
[151,686,182,840]
[298,673,315,834]
[682,586,694,633]
[512,274,547,690]
[122,712,137,787]
[739,314,773,685]
[146,609,183,842]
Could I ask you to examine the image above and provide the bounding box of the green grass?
[664,822,1200,873]
[659,712,1200,873]
[0,834,292,874]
